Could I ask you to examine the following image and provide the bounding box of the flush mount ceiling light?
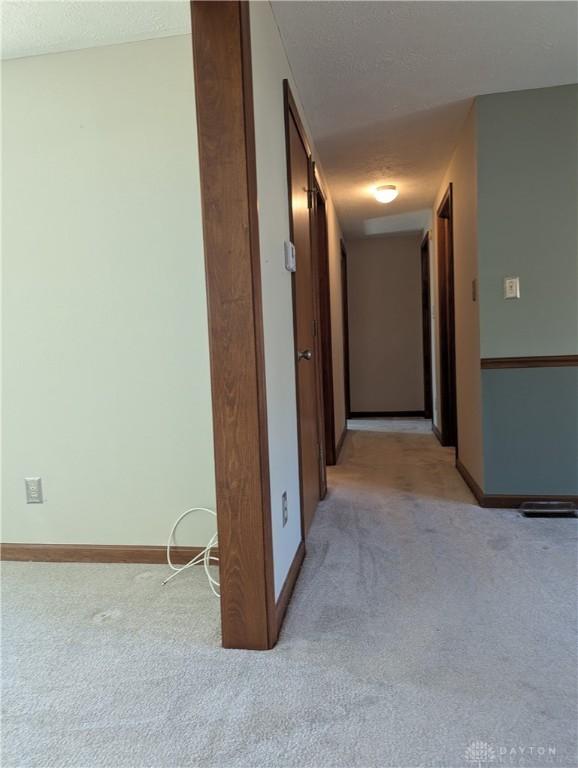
[374,184,398,204]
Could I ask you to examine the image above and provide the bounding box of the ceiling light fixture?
[374,184,398,204]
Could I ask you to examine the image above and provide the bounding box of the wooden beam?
[191,1,275,649]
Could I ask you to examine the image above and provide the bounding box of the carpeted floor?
[2,420,577,768]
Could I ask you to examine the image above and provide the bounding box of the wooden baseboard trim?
[335,425,347,461]
[349,410,425,418]
[0,543,217,565]
[274,541,305,640]
[456,459,484,505]
[432,424,443,445]
[481,355,578,369]
[455,460,578,509]
[480,493,578,509]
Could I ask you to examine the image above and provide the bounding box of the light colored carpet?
[2,420,577,768]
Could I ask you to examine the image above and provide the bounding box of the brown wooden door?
[285,86,323,534]
[312,182,336,467]
[341,241,351,419]
[436,184,458,448]
[420,234,433,420]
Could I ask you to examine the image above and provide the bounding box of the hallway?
[3,421,576,767]
[289,419,576,765]
[3,3,577,765]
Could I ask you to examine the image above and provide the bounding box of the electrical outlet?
[25,477,43,504]
[282,491,288,527]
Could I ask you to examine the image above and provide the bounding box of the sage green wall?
[477,85,578,358]
[483,368,578,495]
[477,84,578,495]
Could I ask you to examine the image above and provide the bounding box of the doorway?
[436,184,457,447]
[284,80,326,535]
[420,233,433,420]
[312,175,337,466]
[341,240,351,419]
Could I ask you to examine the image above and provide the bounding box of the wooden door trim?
[420,232,433,420]
[436,183,458,450]
[313,179,337,466]
[341,240,352,419]
[283,79,306,540]
[284,80,313,158]
[191,1,276,650]
[310,175,328,498]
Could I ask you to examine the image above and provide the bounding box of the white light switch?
[504,276,520,299]
[284,241,296,272]
[25,477,43,504]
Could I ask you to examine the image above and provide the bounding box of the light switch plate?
[504,276,520,299]
[25,477,43,504]
[284,241,296,272]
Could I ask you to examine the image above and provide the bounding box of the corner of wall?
[431,102,484,488]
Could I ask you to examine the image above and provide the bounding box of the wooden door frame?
[420,232,433,420]
[312,174,337,466]
[340,240,352,419]
[191,1,277,650]
[436,184,458,448]
[283,79,327,515]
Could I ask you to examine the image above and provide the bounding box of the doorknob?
[298,349,312,361]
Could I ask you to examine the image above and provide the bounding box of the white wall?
[2,35,217,546]
[250,2,301,599]
[249,1,344,597]
[347,234,424,413]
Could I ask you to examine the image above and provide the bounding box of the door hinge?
[306,188,313,210]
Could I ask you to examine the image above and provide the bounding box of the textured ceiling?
[3,1,576,238]
[271,1,578,236]
[1,1,190,60]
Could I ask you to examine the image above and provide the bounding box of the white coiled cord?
[162,507,220,596]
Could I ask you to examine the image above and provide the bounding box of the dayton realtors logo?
[464,741,557,766]
[464,742,496,766]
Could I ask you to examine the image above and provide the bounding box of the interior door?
[312,182,335,468]
[285,85,323,534]
[420,234,433,420]
[436,184,457,448]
